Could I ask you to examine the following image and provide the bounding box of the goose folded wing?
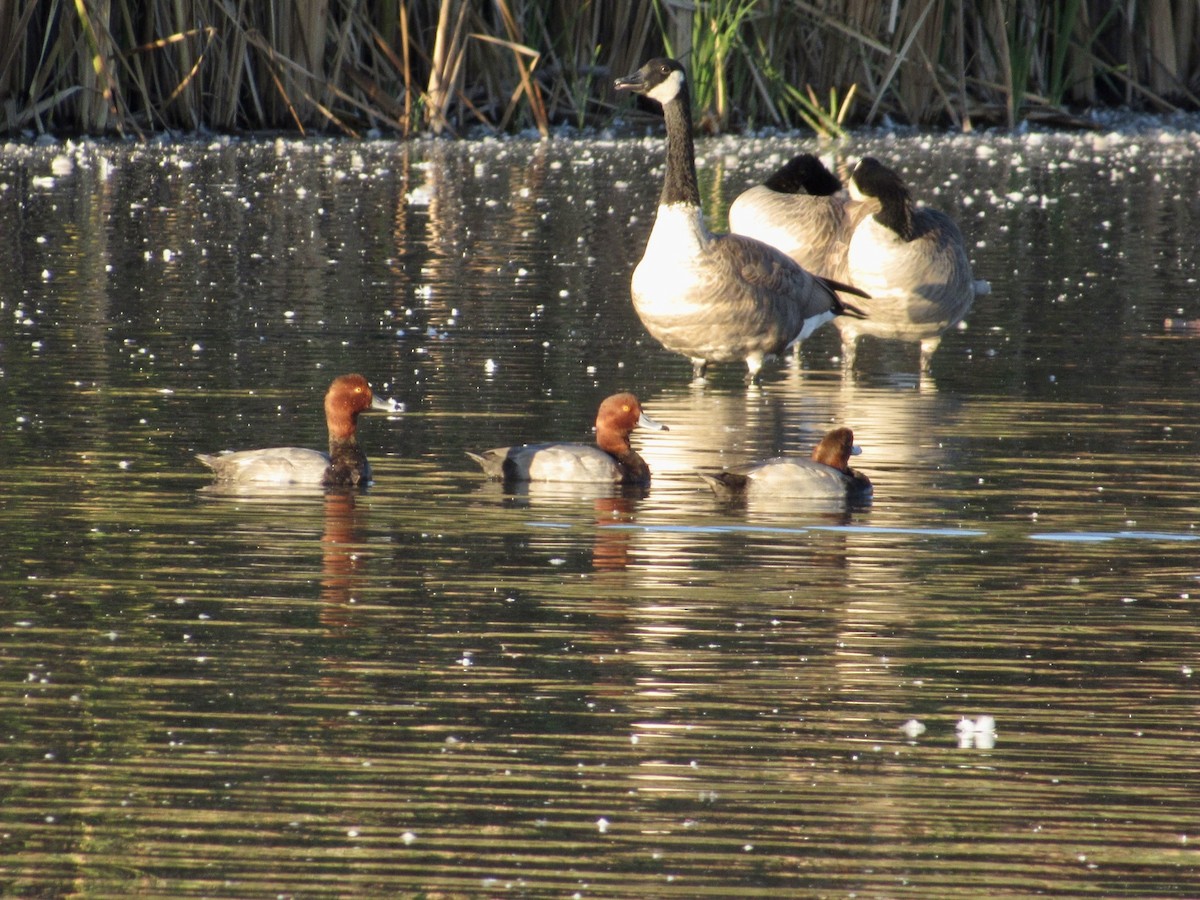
[710,234,834,300]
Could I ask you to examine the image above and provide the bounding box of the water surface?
[2,125,1200,897]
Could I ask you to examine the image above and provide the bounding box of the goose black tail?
[818,276,869,319]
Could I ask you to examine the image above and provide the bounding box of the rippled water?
[3,125,1200,897]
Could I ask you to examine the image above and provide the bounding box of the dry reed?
[2,0,1197,137]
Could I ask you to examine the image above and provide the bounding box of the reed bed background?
[2,0,1198,138]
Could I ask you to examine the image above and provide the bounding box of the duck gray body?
[197,447,344,485]
[467,392,667,485]
[699,426,872,501]
[467,443,640,484]
[699,456,871,500]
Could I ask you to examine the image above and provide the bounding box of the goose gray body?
[615,59,865,382]
[630,203,851,377]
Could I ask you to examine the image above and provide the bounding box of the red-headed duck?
[197,373,401,487]
[467,392,667,484]
[614,58,867,384]
[728,153,848,279]
[698,426,873,500]
[838,156,988,371]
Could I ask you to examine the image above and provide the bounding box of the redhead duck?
[727,153,847,279]
[467,392,667,484]
[614,59,866,384]
[698,426,872,500]
[837,157,987,371]
[197,373,400,487]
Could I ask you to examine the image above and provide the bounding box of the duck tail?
[466,450,505,479]
[697,471,748,498]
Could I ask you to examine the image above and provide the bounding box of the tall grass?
[1,0,1197,137]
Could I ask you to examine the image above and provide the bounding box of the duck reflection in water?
[319,490,369,629]
[592,494,640,573]
[474,483,647,573]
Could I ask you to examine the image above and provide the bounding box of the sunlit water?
[2,123,1200,897]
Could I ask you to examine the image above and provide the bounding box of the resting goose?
[838,157,986,372]
[614,58,866,383]
[727,153,847,279]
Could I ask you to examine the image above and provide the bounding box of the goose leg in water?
[745,351,765,385]
[919,336,942,372]
[840,328,861,372]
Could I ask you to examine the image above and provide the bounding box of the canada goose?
[698,426,872,500]
[466,392,667,484]
[727,153,847,278]
[614,58,866,383]
[837,157,986,371]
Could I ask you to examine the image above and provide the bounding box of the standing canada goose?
[837,157,987,372]
[727,153,847,279]
[614,58,866,383]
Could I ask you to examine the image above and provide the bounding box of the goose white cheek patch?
[646,70,685,105]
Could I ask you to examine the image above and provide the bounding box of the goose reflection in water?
[630,387,786,492]
[631,373,966,524]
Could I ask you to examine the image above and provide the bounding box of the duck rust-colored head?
[810,427,859,473]
[594,392,667,456]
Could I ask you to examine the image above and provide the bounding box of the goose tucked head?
[324,373,399,443]
[810,427,861,473]
[848,157,914,240]
[764,154,843,196]
[614,58,687,107]
[594,392,668,456]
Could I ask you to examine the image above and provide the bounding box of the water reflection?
[319,490,368,611]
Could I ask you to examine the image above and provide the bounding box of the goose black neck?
[659,90,701,208]
[874,186,914,241]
